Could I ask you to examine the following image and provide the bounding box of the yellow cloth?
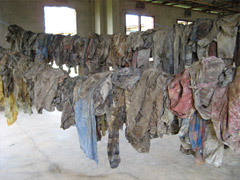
[0,76,4,106]
[5,92,18,126]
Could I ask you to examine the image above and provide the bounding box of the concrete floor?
[0,109,240,180]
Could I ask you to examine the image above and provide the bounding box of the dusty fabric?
[93,74,112,116]
[126,29,155,53]
[4,92,18,126]
[137,49,151,68]
[0,54,15,97]
[168,68,193,118]
[24,64,65,113]
[211,67,235,143]
[131,69,160,139]
[36,34,53,62]
[203,122,224,167]
[126,69,157,152]
[13,56,32,114]
[112,68,141,90]
[6,24,25,51]
[107,88,125,169]
[189,112,206,165]
[52,35,65,66]
[126,69,173,152]
[131,51,138,68]
[153,29,174,74]
[61,101,75,130]
[217,14,240,59]
[190,18,214,60]
[96,115,107,141]
[190,19,214,42]
[0,76,4,106]
[126,31,144,52]
[150,72,172,138]
[211,87,229,143]
[173,24,192,74]
[85,33,101,73]
[74,87,98,163]
[107,33,127,69]
[227,66,240,154]
[190,56,225,120]
[157,105,175,137]
[73,72,110,163]
[90,34,112,73]
[173,25,184,73]
[179,117,192,155]
[56,77,83,130]
[180,112,224,167]
[208,41,217,57]
[234,31,240,67]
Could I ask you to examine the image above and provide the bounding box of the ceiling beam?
[184,0,240,13]
[134,0,239,15]
[155,0,232,13]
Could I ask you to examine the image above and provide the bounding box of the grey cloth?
[125,69,155,152]
[150,72,173,138]
[190,56,225,120]
[217,14,240,59]
[112,68,141,90]
[190,18,215,60]
[203,122,224,168]
[126,31,144,52]
[153,29,174,74]
[137,49,151,68]
[126,69,173,152]
[24,64,65,113]
[173,24,192,74]
[178,117,192,155]
[93,74,112,116]
[106,33,127,69]
[6,24,25,51]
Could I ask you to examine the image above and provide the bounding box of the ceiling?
[134,0,240,15]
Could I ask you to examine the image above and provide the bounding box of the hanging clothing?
[189,112,206,165]
[168,68,193,118]
[4,92,18,126]
[190,56,225,120]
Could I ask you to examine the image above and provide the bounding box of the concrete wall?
[118,0,217,33]
[0,0,93,48]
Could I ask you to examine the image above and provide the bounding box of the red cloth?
[168,68,193,118]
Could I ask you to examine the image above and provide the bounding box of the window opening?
[177,19,193,25]
[141,16,154,31]
[125,14,154,35]
[125,14,139,35]
[44,6,77,35]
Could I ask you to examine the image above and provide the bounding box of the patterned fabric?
[189,112,206,164]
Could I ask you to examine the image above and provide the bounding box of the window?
[125,14,154,35]
[44,6,77,35]
[177,19,193,25]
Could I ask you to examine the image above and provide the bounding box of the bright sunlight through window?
[125,14,154,35]
[44,6,77,35]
